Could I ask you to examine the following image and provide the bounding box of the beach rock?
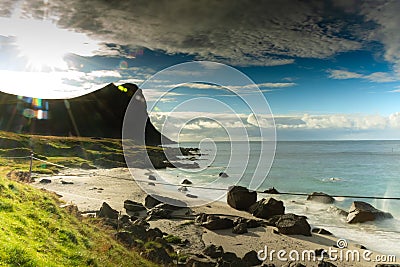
[203,244,224,259]
[97,202,119,220]
[146,227,164,241]
[148,174,157,181]
[185,256,216,267]
[186,193,198,198]
[242,250,263,266]
[124,200,146,212]
[144,195,162,209]
[312,228,333,235]
[346,201,393,224]
[61,180,74,185]
[201,215,234,230]
[39,178,51,184]
[282,262,306,267]
[307,192,335,204]
[141,247,173,265]
[146,205,173,220]
[195,213,209,224]
[264,215,282,227]
[234,217,262,228]
[227,186,257,211]
[219,172,229,178]
[115,231,134,247]
[181,179,192,185]
[317,261,337,267]
[132,218,150,228]
[232,222,248,234]
[124,224,148,240]
[218,252,244,266]
[263,187,280,194]
[249,198,285,219]
[276,213,311,236]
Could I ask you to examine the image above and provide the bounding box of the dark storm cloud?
[2,0,398,68]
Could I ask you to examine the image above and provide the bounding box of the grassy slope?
[0,171,158,267]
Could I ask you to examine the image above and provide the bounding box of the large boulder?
[249,198,285,219]
[227,186,257,211]
[97,202,119,220]
[144,195,162,209]
[201,215,234,230]
[276,213,311,236]
[124,200,146,212]
[346,201,393,224]
[307,192,335,204]
[242,250,263,266]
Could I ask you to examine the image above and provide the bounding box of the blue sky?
[0,0,400,140]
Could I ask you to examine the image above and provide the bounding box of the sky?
[0,0,400,140]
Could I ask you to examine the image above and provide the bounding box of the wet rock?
[186,193,198,198]
[227,186,257,211]
[181,179,192,185]
[276,213,311,236]
[312,228,333,235]
[327,206,348,217]
[242,250,263,266]
[249,198,285,219]
[232,222,248,234]
[97,202,119,220]
[347,201,393,224]
[124,200,146,212]
[203,244,224,259]
[148,174,157,181]
[307,192,335,204]
[178,186,188,192]
[219,172,229,178]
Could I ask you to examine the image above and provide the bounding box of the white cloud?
[328,69,398,82]
[87,70,121,78]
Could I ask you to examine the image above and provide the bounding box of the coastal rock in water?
[201,215,234,230]
[249,198,285,219]
[124,200,146,212]
[307,192,335,204]
[327,206,348,217]
[346,201,393,224]
[227,186,257,211]
[97,202,119,220]
[181,179,192,185]
[178,186,188,192]
[242,250,263,266]
[61,180,74,185]
[203,244,224,259]
[148,174,157,181]
[276,213,311,236]
[232,222,248,234]
[219,172,229,178]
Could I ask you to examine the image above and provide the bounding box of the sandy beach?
[33,168,399,267]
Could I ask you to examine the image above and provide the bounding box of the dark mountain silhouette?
[0,83,173,146]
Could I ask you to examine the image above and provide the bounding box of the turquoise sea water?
[158,140,400,256]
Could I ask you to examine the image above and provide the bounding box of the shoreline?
[33,167,399,266]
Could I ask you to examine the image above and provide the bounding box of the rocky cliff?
[0,83,173,146]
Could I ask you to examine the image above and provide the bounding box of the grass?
[0,171,158,267]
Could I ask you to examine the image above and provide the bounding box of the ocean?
[155,140,400,256]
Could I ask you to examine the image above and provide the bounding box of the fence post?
[29,152,34,182]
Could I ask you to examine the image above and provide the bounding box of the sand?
[32,168,399,267]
